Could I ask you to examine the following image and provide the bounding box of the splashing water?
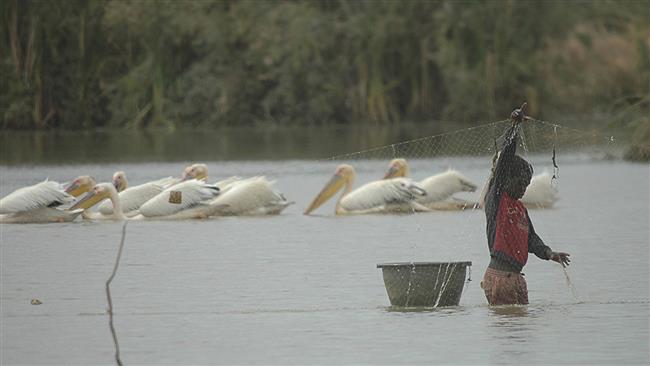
[434,262,458,307]
[560,264,581,302]
[404,262,417,307]
[464,264,472,292]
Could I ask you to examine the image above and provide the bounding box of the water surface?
[1,158,648,365]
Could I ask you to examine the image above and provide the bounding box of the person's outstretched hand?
[550,251,571,267]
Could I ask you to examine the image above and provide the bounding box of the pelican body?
[71,180,221,220]
[209,176,293,216]
[383,159,478,210]
[478,170,560,209]
[304,164,427,215]
[0,180,83,223]
[97,175,178,217]
[521,171,559,208]
[183,163,293,216]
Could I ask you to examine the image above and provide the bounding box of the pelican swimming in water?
[70,180,222,220]
[64,176,99,197]
[182,163,241,189]
[477,169,560,209]
[94,171,179,218]
[183,163,293,216]
[304,164,428,215]
[0,180,84,223]
[383,158,478,210]
[521,171,559,208]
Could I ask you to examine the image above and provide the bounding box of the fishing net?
[291,117,617,213]
[297,116,615,307]
[326,118,614,169]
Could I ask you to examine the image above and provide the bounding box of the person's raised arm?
[492,103,527,192]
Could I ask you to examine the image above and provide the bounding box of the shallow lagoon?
[1,157,648,365]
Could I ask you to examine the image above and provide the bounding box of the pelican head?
[65,176,97,197]
[182,163,208,181]
[304,164,355,215]
[69,183,115,210]
[444,170,478,192]
[112,171,128,192]
[383,158,410,179]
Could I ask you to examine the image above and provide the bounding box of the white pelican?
[182,163,240,189]
[95,171,178,217]
[521,171,559,208]
[182,164,208,181]
[0,180,83,223]
[383,158,478,210]
[70,180,222,220]
[183,163,292,216]
[64,176,98,197]
[209,176,293,216]
[304,164,428,215]
[478,169,560,209]
[111,171,128,192]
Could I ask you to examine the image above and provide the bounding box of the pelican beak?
[112,180,120,192]
[383,165,401,179]
[70,189,108,210]
[65,182,87,197]
[304,174,346,215]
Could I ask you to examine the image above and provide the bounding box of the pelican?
[111,171,128,192]
[304,164,427,215]
[383,158,478,210]
[182,163,241,190]
[209,176,293,216]
[0,180,83,223]
[478,170,560,209]
[521,171,559,208]
[183,163,292,216]
[182,164,208,181]
[95,171,178,217]
[70,180,222,220]
[64,176,98,197]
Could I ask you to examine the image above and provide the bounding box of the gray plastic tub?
[377,261,472,307]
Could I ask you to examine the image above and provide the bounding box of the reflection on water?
[489,305,530,318]
[0,123,462,165]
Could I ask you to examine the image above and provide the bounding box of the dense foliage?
[1,0,649,132]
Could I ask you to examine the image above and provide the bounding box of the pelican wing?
[98,178,174,215]
[213,176,242,194]
[418,170,477,203]
[138,180,220,217]
[0,180,74,214]
[211,176,292,215]
[341,178,423,212]
[151,176,182,189]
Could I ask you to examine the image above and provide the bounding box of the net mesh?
[324,119,614,163]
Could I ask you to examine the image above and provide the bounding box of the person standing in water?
[481,103,571,305]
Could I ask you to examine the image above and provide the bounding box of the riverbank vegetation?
[1,0,648,156]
